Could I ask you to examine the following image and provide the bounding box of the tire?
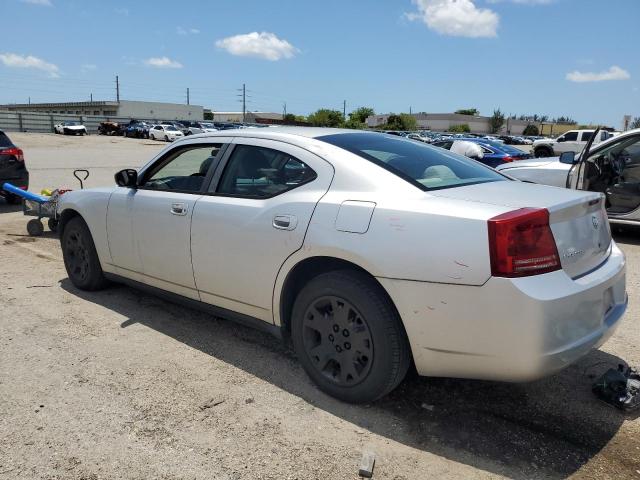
[291,270,411,403]
[61,216,108,291]
[27,219,44,236]
[534,147,552,158]
[164,135,169,142]
[4,193,22,205]
[48,218,58,233]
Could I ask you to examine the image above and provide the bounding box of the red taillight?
[0,147,24,162]
[488,208,560,277]
[501,156,514,163]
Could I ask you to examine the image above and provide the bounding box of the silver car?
[57,128,627,403]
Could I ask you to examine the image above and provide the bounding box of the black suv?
[0,131,29,204]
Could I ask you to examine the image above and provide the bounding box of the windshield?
[201,123,214,128]
[472,140,525,155]
[64,122,79,126]
[318,132,505,191]
[166,126,178,131]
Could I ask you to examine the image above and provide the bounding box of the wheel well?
[279,256,399,336]
[58,209,81,236]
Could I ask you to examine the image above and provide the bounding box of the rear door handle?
[171,202,188,216]
[273,214,297,230]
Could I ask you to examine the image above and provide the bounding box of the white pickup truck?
[533,129,615,158]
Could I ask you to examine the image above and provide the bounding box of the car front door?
[190,138,334,322]
[106,141,228,299]
[556,131,579,154]
[578,133,640,216]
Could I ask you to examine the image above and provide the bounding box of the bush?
[522,124,539,136]
[448,124,470,133]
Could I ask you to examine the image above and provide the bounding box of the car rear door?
[190,137,334,322]
[106,141,229,300]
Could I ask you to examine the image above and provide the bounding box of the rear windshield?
[318,132,505,191]
[477,140,526,155]
[0,132,14,147]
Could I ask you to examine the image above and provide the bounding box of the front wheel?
[534,147,553,158]
[61,216,108,291]
[164,135,169,142]
[291,270,411,403]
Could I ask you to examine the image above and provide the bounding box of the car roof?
[187,126,367,141]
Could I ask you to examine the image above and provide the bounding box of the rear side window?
[318,132,504,191]
[216,144,317,198]
[0,132,14,148]
[581,131,594,142]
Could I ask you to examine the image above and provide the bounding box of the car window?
[0,132,14,147]
[216,144,317,198]
[318,132,505,191]
[581,131,594,142]
[564,132,578,141]
[141,144,223,193]
[166,126,178,131]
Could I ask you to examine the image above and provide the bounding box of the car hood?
[63,125,85,129]
[495,157,562,171]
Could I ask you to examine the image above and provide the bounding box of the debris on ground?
[359,451,376,478]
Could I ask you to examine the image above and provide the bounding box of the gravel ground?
[0,133,639,479]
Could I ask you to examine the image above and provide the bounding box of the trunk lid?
[431,181,612,278]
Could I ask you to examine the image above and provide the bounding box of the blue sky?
[1,0,638,128]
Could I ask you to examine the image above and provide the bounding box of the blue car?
[432,137,532,168]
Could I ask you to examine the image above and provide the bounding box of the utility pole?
[28,96,31,105]
[186,88,190,105]
[90,93,93,102]
[115,75,120,102]
[409,106,412,115]
[283,102,287,118]
[343,100,346,119]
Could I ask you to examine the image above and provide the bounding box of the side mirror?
[115,169,138,188]
[559,151,578,164]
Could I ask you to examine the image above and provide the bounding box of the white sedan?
[56,128,627,403]
[497,128,640,226]
[54,121,87,135]
[149,124,184,142]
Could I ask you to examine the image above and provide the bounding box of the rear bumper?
[378,242,627,381]
[1,171,29,193]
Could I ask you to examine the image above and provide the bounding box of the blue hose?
[2,182,49,203]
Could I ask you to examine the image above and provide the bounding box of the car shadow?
[612,224,640,246]
[60,279,636,479]
[0,198,23,213]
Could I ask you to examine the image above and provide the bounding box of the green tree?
[384,113,416,131]
[522,124,539,136]
[203,111,213,120]
[448,124,471,133]
[349,106,375,124]
[283,113,297,124]
[454,108,479,116]
[489,108,505,134]
[630,117,640,129]
[307,108,344,127]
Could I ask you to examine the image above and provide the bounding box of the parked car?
[54,121,87,136]
[497,128,640,225]
[160,121,189,135]
[433,138,531,168]
[124,121,151,139]
[98,121,123,136]
[184,122,218,136]
[149,124,184,142]
[56,128,627,403]
[533,129,614,158]
[0,130,29,204]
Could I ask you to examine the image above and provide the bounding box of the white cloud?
[487,0,553,4]
[115,7,128,16]
[81,63,97,72]
[144,56,183,69]
[215,32,299,61]
[566,65,630,83]
[407,0,499,38]
[20,0,52,5]
[177,26,200,35]
[0,52,59,77]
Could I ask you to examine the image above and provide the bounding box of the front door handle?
[171,202,188,216]
[273,214,297,230]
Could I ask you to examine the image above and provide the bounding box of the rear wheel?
[61,216,108,291]
[535,146,553,158]
[291,270,411,403]
[27,219,44,236]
